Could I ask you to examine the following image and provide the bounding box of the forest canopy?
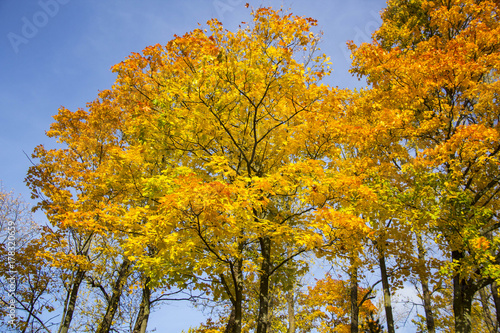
[2,1,500,333]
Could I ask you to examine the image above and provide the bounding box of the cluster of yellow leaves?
[348,0,500,285]
[26,11,377,332]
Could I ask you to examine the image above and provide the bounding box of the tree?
[349,0,500,332]
[110,9,372,333]
[0,185,60,332]
[27,7,370,333]
[31,2,500,331]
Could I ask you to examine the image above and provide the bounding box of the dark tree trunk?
[225,308,237,333]
[234,258,243,333]
[287,286,296,333]
[133,277,151,333]
[350,257,359,333]
[256,236,272,333]
[224,282,243,333]
[96,258,131,333]
[491,282,500,330]
[58,269,85,333]
[452,251,476,333]
[223,256,243,333]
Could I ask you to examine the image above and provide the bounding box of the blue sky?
[0,0,393,331]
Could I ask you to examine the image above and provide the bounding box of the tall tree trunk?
[350,256,359,333]
[225,308,237,333]
[256,236,272,333]
[378,249,395,333]
[286,246,296,333]
[58,269,85,333]
[232,257,244,333]
[223,256,243,333]
[416,233,435,333]
[491,282,500,330]
[133,277,151,333]
[96,258,131,333]
[452,250,475,333]
[287,284,296,333]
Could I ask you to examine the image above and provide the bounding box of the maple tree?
[107,8,373,333]
[26,103,121,333]
[348,0,500,332]
[26,7,371,333]
[21,0,500,331]
[25,85,189,333]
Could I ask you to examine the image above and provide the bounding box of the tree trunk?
[378,249,395,333]
[133,277,151,333]
[287,284,296,333]
[416,233,435,333]
[58,269,85,333]
[350,257,359,333]
[491,282,500,330]
[286,245,296,333]
[234,258,243,333]
[223,256,243,333]
[452,251,475,333]
[225,307,237,333]
[256,236,272,333]
[225,278,243,333]
[96,258,131,333]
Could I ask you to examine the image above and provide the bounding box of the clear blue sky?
[1,0,393,331]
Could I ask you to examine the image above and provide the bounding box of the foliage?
[19,1,500,332]
[348,0,500,331]
[0,186,59,332]
[296,274,377,333]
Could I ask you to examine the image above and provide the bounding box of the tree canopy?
[7,2,500,333]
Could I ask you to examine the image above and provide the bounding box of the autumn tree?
[107,8,371,333]
[0,186,60,332]
[349,1,500,332]
[26,6,374,333]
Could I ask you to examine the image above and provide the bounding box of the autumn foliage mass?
[1,1,500,332]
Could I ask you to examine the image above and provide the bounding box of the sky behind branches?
[0,0,390,331]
